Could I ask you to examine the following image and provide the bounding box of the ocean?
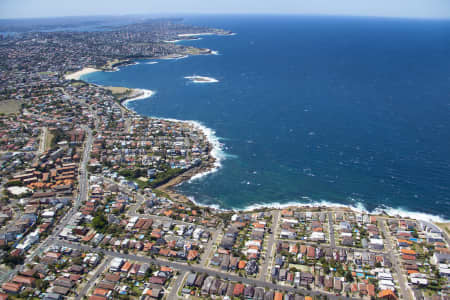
[82,15,450,220]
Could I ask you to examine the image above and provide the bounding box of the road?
[167,270,187,300]
[379,218,410,300]
[259,210,279,281]
[54,240,358,300]
[129,192,145,216]
[200,224,222,266]
[38,127,48,153]
[279,237,385,255]
[328,211,336,248]
[31,126,93,257]
[2,126,93,282]
[76,256,112,300]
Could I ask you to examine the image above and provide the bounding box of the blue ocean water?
[83,15,450,219]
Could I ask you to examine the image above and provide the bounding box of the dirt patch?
[436,223,450,234]
[0,100,23,114]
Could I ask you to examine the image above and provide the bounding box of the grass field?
[44,131,53,152]
[104,86,132,95]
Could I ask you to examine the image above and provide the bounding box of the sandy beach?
[65,67,100,80]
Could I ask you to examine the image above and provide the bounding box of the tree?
[345,271,353,282]
[3,254,24,267]
[92,211,108,232]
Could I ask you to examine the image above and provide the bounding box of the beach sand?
[65,67,100,80]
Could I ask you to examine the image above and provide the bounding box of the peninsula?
[0,16,448,300]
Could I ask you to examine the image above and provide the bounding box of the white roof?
[411,278,428,285]
[379,280,395,286]
[110,257,124,268]
[370,238,384,245]
[311,232,325,238]
[282,218,298,224]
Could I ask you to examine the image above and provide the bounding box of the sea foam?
[122,89,155,108]
[184,195,449,223]
[185,76,219,83]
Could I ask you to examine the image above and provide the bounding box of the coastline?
[143,117,224,202]
[65,37,450,225]
[183,194,449,223]
[64,67,100,80]
[177,32,216,37]
[156,53,189,60]
[121,89,155,107]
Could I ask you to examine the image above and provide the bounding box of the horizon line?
[1,12,450,22]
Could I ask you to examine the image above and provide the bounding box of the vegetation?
[118,167,184,189]
[3,254,25,268]
[50,127,69,147]
[150,168,183,188]
[92,211,108,232]
[153,189,171,199]
[4,180,23,187]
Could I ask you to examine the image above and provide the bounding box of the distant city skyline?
[1,0,450,20]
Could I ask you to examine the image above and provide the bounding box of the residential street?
[54,239,358,300]
[379,218,410,300]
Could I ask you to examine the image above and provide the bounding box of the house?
[148,276,166,285]
[244,286,255,298]
[187,250,198,261]
[220,254,230,270]
[201,276,213,295]
[12,275,35,287]
[369,238,384,250]
[89,296,106,300]
[233,283,245,297]
[246,259,258,275]
[186,273,197,287]
[93,288,111,298]
[310,232,325,242]
[280,230,297,239]
[378,290,398,300]
[109,257,124,272]
[432,252,450,265]
[194,273,205,287]
[44,293,63,300]
[143,287,162,298]
[120,261,132,273]
[138,264,149,276]
[279,269,287,281]
[274,291,283,300]
[1,282,21,294]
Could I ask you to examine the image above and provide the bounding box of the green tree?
[92,211,108,232]
[345,271,353,282]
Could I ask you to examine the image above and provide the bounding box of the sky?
[1,0,450,20]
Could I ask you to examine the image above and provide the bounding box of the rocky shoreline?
[112,85,219,206]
